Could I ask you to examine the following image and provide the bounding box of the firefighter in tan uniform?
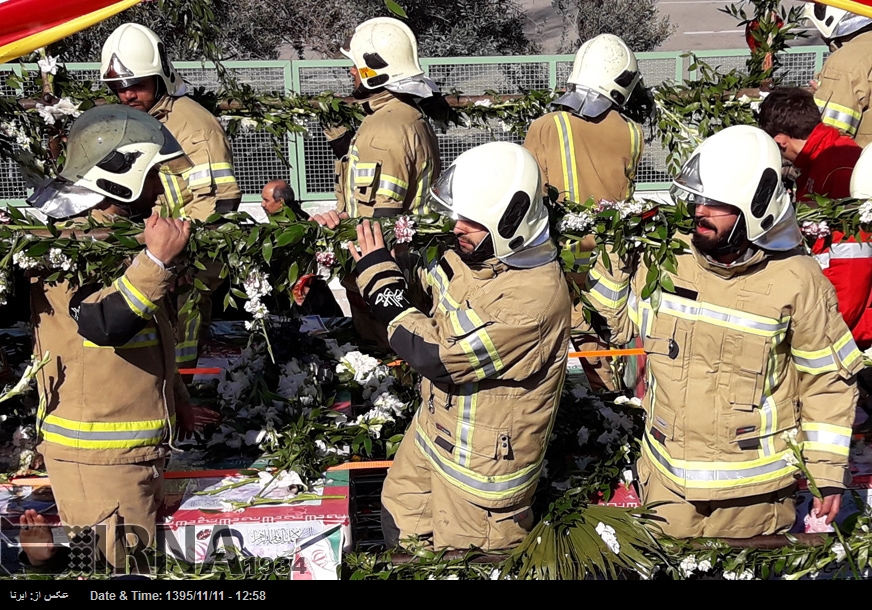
[101,24,242,369]
[348,142,571,550]
[23,106,216,571]
[804,3,872,147]
[313,17,441,348]
[588,125,861,538]
[524,33,644,391]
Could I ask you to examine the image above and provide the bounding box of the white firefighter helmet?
[341,17,424,90]
[670,125,801,251]
[555,33,640,119]
[802,2,872,40]
[429,142,557,268]
[851,144,872,199]
[27,105,186,219]
[100,23,185,96]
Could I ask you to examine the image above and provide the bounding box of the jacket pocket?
[353,161,380,206]
[729,334,770,410]
[650,402,676,442]
[644,315,684,382]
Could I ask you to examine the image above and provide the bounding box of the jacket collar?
[148,94,175,121]
[444,250,508,280]
[359,90,418,115]
[793,123,843,174]
[690,242,768,278]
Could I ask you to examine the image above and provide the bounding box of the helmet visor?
[669,184,730,214]
[27,178,105,220]
[428,164,459,218]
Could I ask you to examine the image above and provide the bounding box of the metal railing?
[0,46,829,206]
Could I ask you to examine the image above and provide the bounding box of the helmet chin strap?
[456,233,495,265]
[709,213,748,256]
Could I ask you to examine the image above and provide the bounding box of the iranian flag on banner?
[0,0,142,64]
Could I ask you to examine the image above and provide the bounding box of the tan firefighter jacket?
[815,31,872,148]
[33,214,185,465]
[355,247,572,508]
[331,91,440,218]
[587,238,862,501]
[150,94,241,220]
[523,109,644,206]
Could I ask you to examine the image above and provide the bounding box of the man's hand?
[176,402,222,440]
[809,78,820,92]
[813,491,843,525]
[348,219,388,262]
[144,212,190,266]
[18,509,55,566]
[310,210,349,229]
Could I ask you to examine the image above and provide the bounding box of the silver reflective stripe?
[416,428,540,494]
[356,167,376,178]
[821,107,861,133]
[211,168,235,179]
[185,169,211,184]
[456,383,476,468]
[793,351,835,371]
[804,429,851,448]
[429,264,458,312]
[658,296,789,335]
[41,423,163,441]
[759,343,779,457]
[176,345,199,360]
[378,179,407,199]
[645,433,790,482]
[114,279,155,317]
[129,332,158,345]
[415,162,433,213]
[588,274,629,304]
[554,112,577,202]
[454,310,498,377]
[830,242,872,259]
[837,336,860,363]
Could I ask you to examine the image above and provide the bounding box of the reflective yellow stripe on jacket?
[802,422,852,457]
[446,309,504,380]
[791,330,862,375]
[40,413,172,450]
[183,161,238,189]
[552,112,580,203]
[643,432,795,490]
[624,121,644,199]
[175,310,202,365]
[113,276,158,319]
[815,97,861,135]
[587,268,630,309]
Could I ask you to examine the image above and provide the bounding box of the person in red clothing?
[759,86,872,348]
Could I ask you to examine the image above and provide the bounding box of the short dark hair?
[272,183,303,216]
[757,87,821,140]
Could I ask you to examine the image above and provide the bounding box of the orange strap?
[178,367,222,375]
[327,461,393,471]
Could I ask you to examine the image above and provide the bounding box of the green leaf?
[276,226,304,248]
[262,240,273,263]
[287,261,299,286]
[384,0,407,18]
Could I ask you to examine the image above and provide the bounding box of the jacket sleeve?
[815,54,867,138]
[523,118,550,196]
[353,130,417,218]
[70,251,174,347]
[355,250,553,385]
[178,128,241,217]
[584,247,639,345]
[789,271,863,488]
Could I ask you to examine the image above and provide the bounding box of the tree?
[553,0,675,53]
[49,0,536,62]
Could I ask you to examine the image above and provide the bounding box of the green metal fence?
[0,47,829,206]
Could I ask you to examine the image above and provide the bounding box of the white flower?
[244,298,269,320]
[801,220,831,238]
[218,500,235,513]
[38,55,59,75]
[860,201,872,225]
[558,212,594,233]
[12,426,34,448]
[13,251,40,269]
[780,428,799,445]
[337,351,381,383]
[47,248,74,271]
[315,250,337,267]
[832,542,847,562]
[697,559,712,573]
[783,451,800,467]
[595,522,620,554]
[613,395,643,408]
[315,440,350,457]
[217,369,250,404]
[0,122,29,148]
[35,98,81,126]
[723,569,754,580]
[577,426,590,447]
[244,429,267,446]
[258,470,304,495]
[373,391,407,416]
[243,268,272,300]
[679,555,699,576]
[394,216,416,244]
[324,339,358,361]
[473,99,493,107]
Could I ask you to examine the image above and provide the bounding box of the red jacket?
[799,124,872,347]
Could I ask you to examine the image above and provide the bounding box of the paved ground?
[520,0,826,54]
